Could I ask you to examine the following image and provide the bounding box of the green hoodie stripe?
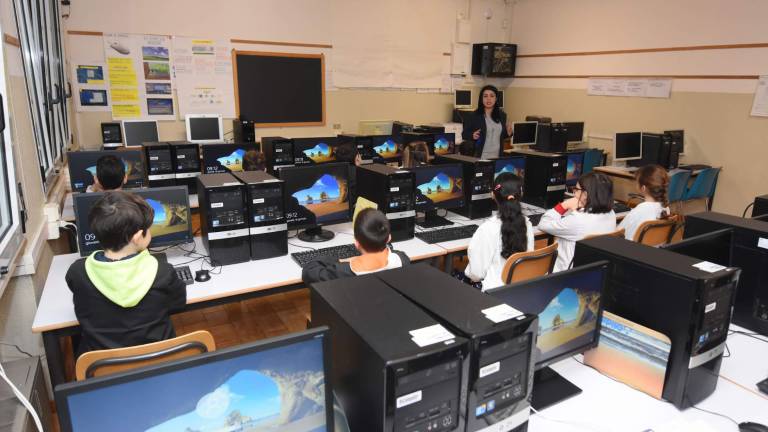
[85,250,159,308]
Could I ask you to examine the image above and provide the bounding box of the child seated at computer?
[538,172,617,272]
[464,173,534,291]
[65,191,186,356]
[87,154,127,192]
[242,150,266,171]
[619,164,670,240]
[302,208,411,283]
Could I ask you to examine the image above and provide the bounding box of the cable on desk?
[742,202,755,218]
[0,363,43,432]
[289,242,316,251]
[686,396,740,427]
[729,329,768,344]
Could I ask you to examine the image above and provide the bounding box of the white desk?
[720,326,768,396]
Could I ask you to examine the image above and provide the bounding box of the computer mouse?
[109,41,130,55]
[740,422,768,432]
[195,270,211,283]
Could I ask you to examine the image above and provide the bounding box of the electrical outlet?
[333,123,342,130]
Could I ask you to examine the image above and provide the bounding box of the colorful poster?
[172,36,236,118]
[72,63,110,112]
[76,65,105,84]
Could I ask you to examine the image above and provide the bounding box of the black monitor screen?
[68,150,145,193]
[73,186,192,256]
[494,157,525,180]
[615,132,642,160]
[280,163,351,229]
[512,122,537,145]
[123,121,159,147]
[487,262,608,369]
[661,228,733,266]
[55,328,333,432]
[148,148,173,174]
[455,90,472,106]
[565,122,584,143]
[411,164,465,212]
[566,152,585,186]
[432,133,456,156]
[189,117,221,141]
[293,137,339,165]
[201,143,259,174]
[174,146,200,172]
[371,135,403,160]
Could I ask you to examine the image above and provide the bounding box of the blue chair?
[582,149,604,174]
[683,167,721,210]
[667,170,692,214]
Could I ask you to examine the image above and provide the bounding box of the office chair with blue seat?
[683,167,721,210]
[667,169,692,214]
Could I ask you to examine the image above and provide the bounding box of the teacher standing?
[461,85,513,159]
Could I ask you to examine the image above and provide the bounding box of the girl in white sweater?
[464,173,534,291]
[619,164,670,241]
[538,172,617,272]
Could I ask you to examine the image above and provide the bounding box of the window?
[12,0,70,190]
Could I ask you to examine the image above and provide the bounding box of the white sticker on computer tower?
[390,187,400,192]
[705,302,717,313]
[475,172,483,177]
[758,237,768,250]
[211,202,223,208]
[396,390,422,409]
[253,198,265,204]
[479,361,500,378]
[692,261,726,273]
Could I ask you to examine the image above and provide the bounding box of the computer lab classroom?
[2,0,768,431]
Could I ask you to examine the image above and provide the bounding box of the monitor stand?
[298,226,335,242]
[530,366,582,411]
[417,210,454,229]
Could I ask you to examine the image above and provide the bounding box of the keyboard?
[175,265,194,285]
[415,224,479,244]
[527,213,544,226]
[613,202,632,213]
[291,244,361,267]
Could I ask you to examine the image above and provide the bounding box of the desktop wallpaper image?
[146,198,189,238]
[494,161,524,180]
[292,174,349,223]
[373,139,401,158]
[216,149,247,172]
[433,137,452,155]
[417,172,463,204]
[302,143,336,163]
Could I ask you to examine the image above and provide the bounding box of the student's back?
[619,164,670,241]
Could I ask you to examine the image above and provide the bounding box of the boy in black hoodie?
[65,191,186,356]
[302,208,410,283]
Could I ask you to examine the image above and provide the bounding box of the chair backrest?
[583,228,626,241]
[634,218,677,246]
[501,242,558,284]
[668,215,685,244]
[582,149,604,174]
[75,330,216,380]
[683,167,721,201]
[668,170,692,202]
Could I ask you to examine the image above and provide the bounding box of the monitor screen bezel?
[67,149,145,193]
[185,114,224,144]
[564,121,585,143]
[122,120,159,148]
[454,89,473,109]
[54,327,335,432]
[409,163,466,213]
[512,121,538,145]
[486,261,609,370]
[614,132,643,162]
[279,162,353,230]
[292,136,340,165]
[200,142,260,174]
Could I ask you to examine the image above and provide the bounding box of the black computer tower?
[533,123,568,153]
[377,264,538,432]
[512,150,567,208]
[232,171,288,260]
[338,133,376,164]
[391,121,413,139]
[310,275,470,432]
[402,132,436,153]
[573,236,740,408]
[170,141,201,195]
[197,173,250,265]
[472,43,517,77]
[142,142,176,188]
[356,164,416,241]
[435,154,494,219]
[753,195,768,217]
[261,136,295,174]
[684,211,768,335]
[232,119,255,142]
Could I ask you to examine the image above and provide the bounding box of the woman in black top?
[461,85,512,158]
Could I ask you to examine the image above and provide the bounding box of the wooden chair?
[501,242,558,284]
[633,218,677,246]
[583,228,625,241]
[668,215,685,244]
[75,330,216,380]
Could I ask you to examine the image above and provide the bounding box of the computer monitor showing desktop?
[279,163,351,242]
[614,132,642,162]
[185,114,223,143]
[512,122,538,145]
[67,150,145,193]
[54,327,334,432]
[410,163,465,227]
[293,137,339,166]
[73,186,193,256]
[493,156,525,180]
[566,152,585,187]
[371,135,403,161]
[201,142,260,174]
[432,133,456,156]
[487,261,608,410]
[565,122,585,143]
[455,89,473,109]
[122,120,159,147]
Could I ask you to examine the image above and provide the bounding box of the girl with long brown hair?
[619,164,670,240]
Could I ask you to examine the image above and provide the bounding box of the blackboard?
[233,51,325,127]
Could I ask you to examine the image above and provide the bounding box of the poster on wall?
[72,63,110,112]
[587,78,672,98]
[103,33,175,120]
[172,37,236,119]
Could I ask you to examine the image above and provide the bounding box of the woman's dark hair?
[243,150,266,171]
[577,172,614,214]
[474,85,503,123]
[493,173,527,258]
[89,191,154,251]
[354,208,390,252]
[635,164,670,218]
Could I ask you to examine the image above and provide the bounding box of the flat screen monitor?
[279,163,351,242]
[73,186,193,256]
[293,137,339,166]
[564,122,584,143]
[201,142,259,174]
[512,122,537,145]
[185,114,224,143]
[371,135,403,161]
[410,164,465,228]
[431,133,456,156]
[123,120,159,148]
[493,156,525,180]
[614,132,642,162]
[487,261,608,410]
[566,152,585,186]
[455,89,473,109]
[664,129,684,154]
[68,150,145,193]
[661,228,733,267]
[55,327,334,432]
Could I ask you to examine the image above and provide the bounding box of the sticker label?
[409,324,454,347]
[177,155,185,159]
[475,172,483,177]
[275,148,283,152]
[479,362,500,378]
[211,202,224,208]
[253,198,265,204]
[396,390,422,409]
[692,261,726,273]
[390,187,400,192]
[150,156,159,161]
[482,304,523,323]
[758,237,768,250]
[705,302,717,313]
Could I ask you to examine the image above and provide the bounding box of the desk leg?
[444,252,455,274]
[43,331,66,388]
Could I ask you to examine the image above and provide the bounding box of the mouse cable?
[687,401,739,427]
